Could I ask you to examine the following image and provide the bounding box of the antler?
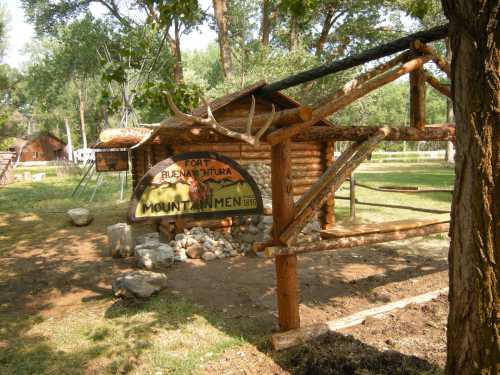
[165,92,275,146]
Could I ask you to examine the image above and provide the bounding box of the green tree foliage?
[10,0,448,152]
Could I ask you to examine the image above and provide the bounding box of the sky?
[2,0,217,69]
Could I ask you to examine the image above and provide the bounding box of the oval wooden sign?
[128,151,263,222]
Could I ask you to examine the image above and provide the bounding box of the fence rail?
[334,149,454,162]
[345,175,452,218]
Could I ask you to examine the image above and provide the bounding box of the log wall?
[130,140,334,227]
[171,142,324,200]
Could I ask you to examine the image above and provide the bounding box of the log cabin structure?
[97,82,338,231]
[97,24,455,345]
[9,132,68,162]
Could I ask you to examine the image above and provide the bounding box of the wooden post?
[271,140,300,331]
[350,174,356,219]
[322,141,335,229]
[409,67,426,130]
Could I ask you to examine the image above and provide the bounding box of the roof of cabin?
[95,81,333,148]
[9,132,66,152]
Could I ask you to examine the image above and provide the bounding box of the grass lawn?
[0,162,454,375]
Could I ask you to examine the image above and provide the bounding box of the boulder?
[106,223,134,257]
[112,270,167,299]
[135,244,175,269]
[202,251,216,261]
[68,208,93,226]
[186,244,204,259]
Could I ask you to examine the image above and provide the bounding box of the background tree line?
[0,0,449,151]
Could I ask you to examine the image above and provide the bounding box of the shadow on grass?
[0,207,448,374]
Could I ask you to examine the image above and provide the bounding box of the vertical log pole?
[409,66,426,130]
[272,140,300,331]
[350,174,356,219]
[322,141,336,229]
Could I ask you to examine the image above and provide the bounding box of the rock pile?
[232,213,322,252]
[169,227,240,261]
[231,215,273,253]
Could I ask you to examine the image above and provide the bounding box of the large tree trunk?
[442,1,500,374]
[445,38,454,163]
[167,19,184,84]
[260,0,273,47]
[213,0,233,79]
[315,10,334,57]
[289,15,299,51]
[77,84,87,149]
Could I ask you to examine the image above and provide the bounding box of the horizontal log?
[160,218,233,229]
[292,164,324,171]
[99,127,152,147]
[271,288,449,350]
[264,222,449,257]
[321,215,449,238]
[292,170,323,179]
[292,178,321,187]
[172,142,322,152]
[209,150,322,159]
[293,124,455,142]
[335,195,450,214]
[354,181,453,194]
[153,123,455,144]
[101,108,311,148]
[213,157,322,165]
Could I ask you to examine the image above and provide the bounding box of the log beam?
[423,71,451,98]
[271,140,300,331]
[99,127,153,147]
[265,222,450,257]
[292,124,455,142]
[101,124,455,147]
[409,66,426,130]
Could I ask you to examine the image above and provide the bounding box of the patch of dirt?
[339,294,448,369]
[202,296,448,375]
[0,210,449,374]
